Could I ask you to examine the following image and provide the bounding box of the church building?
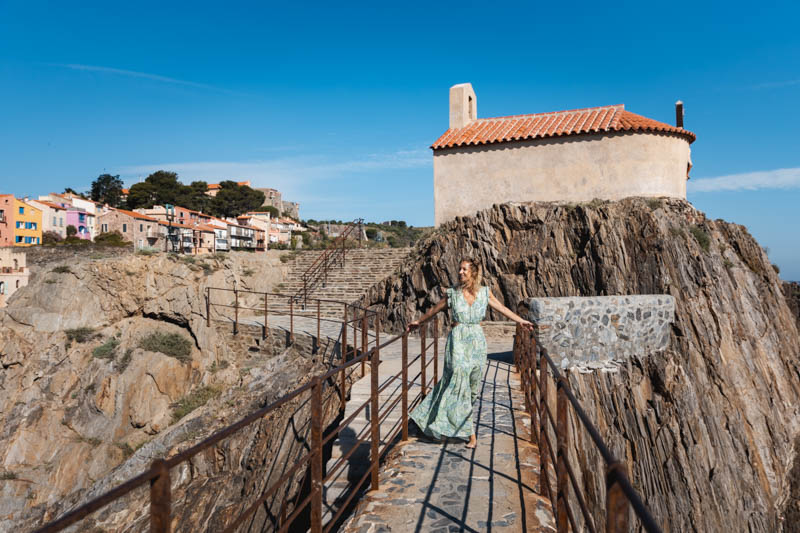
[431,83,697,226]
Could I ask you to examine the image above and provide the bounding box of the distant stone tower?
[431,83,696,226]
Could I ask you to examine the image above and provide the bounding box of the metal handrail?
[296,218,363,305]
[513,324,664,533]
[35,289,439,533]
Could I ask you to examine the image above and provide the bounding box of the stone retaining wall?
[526,295,674,370]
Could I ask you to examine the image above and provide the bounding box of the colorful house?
[13,199,42,246]
[0,194,15,247]
[0,248,29,308]
[27,200,67,239]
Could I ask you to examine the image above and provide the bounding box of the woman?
[407,259,534,448]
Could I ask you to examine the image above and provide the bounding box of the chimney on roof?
[449,83,477,129]
[675,100,684,128]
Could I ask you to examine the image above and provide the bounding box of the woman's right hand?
[406,320,420,332]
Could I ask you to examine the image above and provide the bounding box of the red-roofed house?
[431,83,697,225]
[97,209,160,249]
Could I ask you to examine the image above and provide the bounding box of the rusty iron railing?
[297,219,364,306]
[35,288,442,533]
[513,324,664,533]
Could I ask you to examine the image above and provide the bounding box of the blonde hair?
[460,258,483,294]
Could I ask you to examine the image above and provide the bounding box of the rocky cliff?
[784,281,800,331]
[358,197,800,532]
[0,251,349,531]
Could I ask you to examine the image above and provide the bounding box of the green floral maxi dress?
[410,286,489,440]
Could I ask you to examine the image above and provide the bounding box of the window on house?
[123,223,127,233]
[16,280,19,289]
[101,223,108,233]
[60,218,63,227]
[36,237,40,244]
[32,222,37,230]
[13,259,17,269]
[18,206,23,214]
[15,236,21,243]
[53,216,57,226]
[0,282,4,294]
[140,224,143,232]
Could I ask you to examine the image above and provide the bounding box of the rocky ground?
[359,197,800,532]
[0,250,352,531]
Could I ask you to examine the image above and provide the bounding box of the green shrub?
[136,248,156,256]
[139,332,192,362]
[116,348,133,372]
[208,360,230,373]
[94,231,128,247]
[171,386,221,423]
[689,225,711,252]
[242,267,255,277]
[63,236,90,246]
[0,471,17,480]
[92,338,120,360]
[115,442,134,459]
[66,327,97,343]
[66,225,77,237]
[646,198,662,210]
[669,226,685,238]
[723,258,734,269]
[279,254,292,263]
[51,265,72,274]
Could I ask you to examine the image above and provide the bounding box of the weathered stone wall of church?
[433,131,690,226]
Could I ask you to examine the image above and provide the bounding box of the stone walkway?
[340,341,555,533]
[228,313,555,532]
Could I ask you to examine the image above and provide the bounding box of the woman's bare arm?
[407,297,447,332]
[488,290,534,330]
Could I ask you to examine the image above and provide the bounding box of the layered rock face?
[784,281,800,330]
[358,198,800,532]
[0,251,350,531]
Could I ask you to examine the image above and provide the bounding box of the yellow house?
[13,199,42,246]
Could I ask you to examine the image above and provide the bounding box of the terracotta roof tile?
[107,208,159,222]
[431,104,696,150]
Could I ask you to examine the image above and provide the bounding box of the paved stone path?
[340,340,555,533]
[228,313,555,532]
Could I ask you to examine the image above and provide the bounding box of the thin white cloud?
[115,150,431,198]
[752,79,800,90]
[52,63,237,94]
[688,167,800,193]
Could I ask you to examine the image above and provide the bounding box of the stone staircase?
[271,248,412,317]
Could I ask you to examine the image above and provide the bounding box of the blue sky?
[0,1,798,279]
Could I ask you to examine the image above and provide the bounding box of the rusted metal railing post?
[310,377,323,533]
[433,317,439,386]
[263,293,268,340]
[370,319,381,490]
[420,324,427,396]
[401,332,409,441]
[150,459,171,533]
[206,287,210,327]
[606,464,630,533]
[361,314,367,377]
[342,304,348,362]
[233,286,239,336]
[352,307,357,362]
[556,377,569,532]
[540,351,549,497]
[303,278,308,308]
[317,299,321,343]
[289,297,294,344]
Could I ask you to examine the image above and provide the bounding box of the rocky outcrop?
[0,251,356,531]
[784,281,800,331]
[358,197,800,532]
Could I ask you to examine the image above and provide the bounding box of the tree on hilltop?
[125,170,183,209]
[90,174,124,207]
[209,181,265,218]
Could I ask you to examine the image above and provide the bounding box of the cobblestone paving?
[341,342,555,533]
